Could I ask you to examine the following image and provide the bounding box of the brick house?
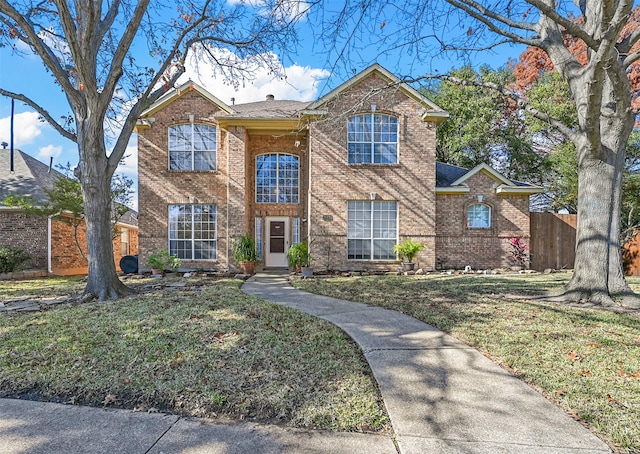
[0,148,138,275]
[136,64,542,272]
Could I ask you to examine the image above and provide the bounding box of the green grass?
[293,273,640,452]
[0,277,388,432]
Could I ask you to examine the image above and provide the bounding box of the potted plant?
[507,237,528,270]
[393,238,426,271]
[232,234,258,274]
[146,247,181,275]
[287,242,312,276]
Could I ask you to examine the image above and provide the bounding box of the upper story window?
[256,153,299,204]
[467,203,491,228]
[347,113,398,164]
[169,124,216,171]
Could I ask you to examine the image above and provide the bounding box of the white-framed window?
[120,228,129,256]
[169,124,217,170]
[347,113,398,164]
[467,203,491,228]
[292,217,300,245]
[347,201,397,260]
[169,204,217,260]
[256,153,299,203]
[255,217,263,260]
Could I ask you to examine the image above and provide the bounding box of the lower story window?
[169,204,217,260]
[255,217,263,260]
[347,200,397,260]
[468,203,491,228]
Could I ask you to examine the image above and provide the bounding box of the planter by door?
[240,261,256,275]
[403,262,415,271]
[301,266,313,277]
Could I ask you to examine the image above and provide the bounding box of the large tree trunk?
[561,71,640,308]
[76,117,134,302]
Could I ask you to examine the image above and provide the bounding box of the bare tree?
[318,1,640,308]
[0,0,302,300]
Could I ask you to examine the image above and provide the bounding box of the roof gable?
[306,63,448,122]
[140,81,235,118]
[436,161,543,195]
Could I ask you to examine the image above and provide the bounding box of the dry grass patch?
[0,277,388,432]
[293,273,640,452]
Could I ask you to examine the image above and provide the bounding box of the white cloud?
[37,144,63,161]
[226,0,310,21]
[176,49,329,104]
[0,111,45,146]
[116,138,138,178]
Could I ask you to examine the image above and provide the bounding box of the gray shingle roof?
[435,162,470,187]
[226,99,310,118]
[0,149,64,204]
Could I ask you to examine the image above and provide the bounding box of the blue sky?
[0,2,526,210]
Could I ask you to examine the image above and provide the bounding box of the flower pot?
[240,261,256,275]
[151,268,163,276]
[402,262,415,271]
[301,266,314,277]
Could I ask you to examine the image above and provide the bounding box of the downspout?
[47,215,53,274]
[223,127,230,271]
[307,123,312,249]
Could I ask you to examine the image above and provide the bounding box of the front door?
[265,217,289,268]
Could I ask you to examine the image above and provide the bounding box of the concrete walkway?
[242,272,612,453]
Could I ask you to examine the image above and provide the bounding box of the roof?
[0,148,64,204]
[224,99,310,119]
[435,162,543,195]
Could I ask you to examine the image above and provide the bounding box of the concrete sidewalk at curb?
[0,398,396,454]
[242,272,613,454]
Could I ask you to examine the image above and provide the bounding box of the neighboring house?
[136,64,542,272]
[0,148,138,275]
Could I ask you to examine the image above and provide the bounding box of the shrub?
[392,238,426,263]
[146,248,181,272]
[0,247,31,273]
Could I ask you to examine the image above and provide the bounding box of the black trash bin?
[120,255,138,274]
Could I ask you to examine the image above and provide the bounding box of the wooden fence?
[529,213,576,271]
[529,212,640,276]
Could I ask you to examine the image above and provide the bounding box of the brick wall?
[50,217,139,275]
[0,211,48,269]
[0,210,138,275]
[309,73,437,270]
[435,171,531,269]
[137,90,231,270]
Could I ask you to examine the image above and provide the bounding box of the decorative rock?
[543,268,554,274]
[415,268,424,275]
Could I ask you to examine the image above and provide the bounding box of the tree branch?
[526,0,599,49]
[0,0,78,97]
[445,0,540,46]
[0,88,77,142]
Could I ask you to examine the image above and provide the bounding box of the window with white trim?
[255,217,263,260]
[256,153,299,203]
[347,114,398,164]
[467,203,491,228]
[120,228,129,256]
[347,201,397,260]
[169,124,216,170]
[292,217,300,245]
[169,204,217,260]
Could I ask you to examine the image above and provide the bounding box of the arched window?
[256,154,299,203]
[347,113,398,164]
[467,203,491,228]
[169,124,216,170]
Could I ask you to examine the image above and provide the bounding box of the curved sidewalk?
[242,272,612,454]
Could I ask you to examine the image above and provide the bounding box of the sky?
[0,1,526,210]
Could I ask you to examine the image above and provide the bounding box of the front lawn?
[0,277,389,432]
[293,272,640,452]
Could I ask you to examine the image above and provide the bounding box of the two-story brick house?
[136,64,542,272]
